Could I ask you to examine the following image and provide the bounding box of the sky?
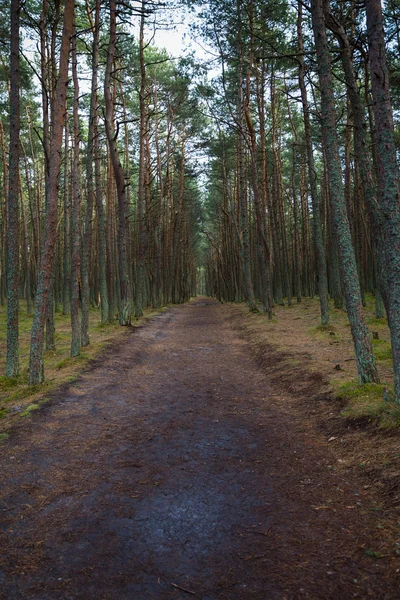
[146,4,219,74]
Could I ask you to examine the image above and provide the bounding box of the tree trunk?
[136,0,147,317]
[28,0,74,384]
[70,15,81,357]
[6,0,20,377]
[311,0,379,384]
[366,0,400,399]
[298,2,329,325]
[104,0,133,325]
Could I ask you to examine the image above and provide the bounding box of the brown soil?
[230,301,400,506]
[235,298,394,387]
[0,299,399,599]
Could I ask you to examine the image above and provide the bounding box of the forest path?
[0,299,398,599]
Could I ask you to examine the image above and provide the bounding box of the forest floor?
[0,298,400,599]
[0,304,167,439]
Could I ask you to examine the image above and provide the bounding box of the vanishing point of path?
[0,299,399,599]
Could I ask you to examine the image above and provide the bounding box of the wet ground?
[0,299,399,599]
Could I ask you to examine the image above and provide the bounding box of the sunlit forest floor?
[0,303,165,439]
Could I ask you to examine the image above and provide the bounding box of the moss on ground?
[239,293,397,430]
[0,376,20,391]
[372,338,392,362]
[334,381,400,428]
[21,403,41,417]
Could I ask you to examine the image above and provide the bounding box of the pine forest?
[0,0,399,391]
[2,0,400,596]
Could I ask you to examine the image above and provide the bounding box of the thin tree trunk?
[298,2,329,325]
[6,0,20,377]
[29,0,74,384]
[104,0,133,325]
[70,15,81,357]
[136,0,147,317]
[245,0,272,316]
[80,0,99,344]
[237,0,257,311]
[0,120,8,307]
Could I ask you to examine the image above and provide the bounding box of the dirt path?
[0,299,399,599]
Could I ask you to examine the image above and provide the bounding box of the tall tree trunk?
[237,0,257,311]
[19,171,32,315]
[62,118,71,315]
[298,2,329,325]
[104,0,133,325]
[28,0,74,384]
[43,0,60,353]
[136,0,147,317]
[366,0,400,399]
[311,0,379,384]
[89,0,108,323]
[6,0,20,377]
[70,15,81,357]
[324,3,388,310]
[81,0,98,344]
[245,7,272,316]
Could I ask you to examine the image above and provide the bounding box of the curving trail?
[0,299,398,599]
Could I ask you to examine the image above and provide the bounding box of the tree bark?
[297,2,329,325]
[6,0,20,377]
[366,0,400,399]
[311,0,379,384]
[29,0,74,384]
[70,15,81,357]
[104,0,133,325]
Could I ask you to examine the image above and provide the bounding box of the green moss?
[314,324,336,333]
[0,432,9,443]
[0,407,10,419]
[5,382,50,403]
[250,314,278,325]
[365,549,383,559]
[55,353,89,370]
[336,381,400,428]
[371,338,392,361]
[55,358,69,369]
[309,324,339,339]
[0,376,20,391]
[380,404,400,428]
[367,317,388,327]
[21,403,40,417]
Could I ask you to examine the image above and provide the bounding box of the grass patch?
[0,432,9,443]
[367,317,388,327]
[336,381,400,428]
[0,376,20,392]
[55,353,89,370]
[6,383,51,403]
[314,324,336,333]
[21,403,40,417]
[0,407,9,419]
[308,323,339,339]
[372,338,392,361]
